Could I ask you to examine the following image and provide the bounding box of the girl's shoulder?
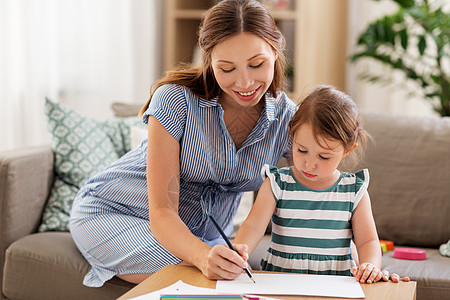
[261,164,293,185]
[340,169,370,185]
[339,169,370,208]
[261,164,293,200]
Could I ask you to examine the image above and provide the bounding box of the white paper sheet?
[129,280,216,300]
[216,273,365,299]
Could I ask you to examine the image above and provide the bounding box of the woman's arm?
[147,116,246,279]
[233,178,276,254]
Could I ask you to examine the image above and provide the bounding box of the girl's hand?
[381,270,410,283]
[200,244,249,280]
[351,263,384,284]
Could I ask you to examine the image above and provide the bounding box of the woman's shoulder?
[143,84,191,125]
[154,84,208,105]
[268,91,298,117]
[153,83,189,98]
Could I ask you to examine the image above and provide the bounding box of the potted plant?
[350,0,450,116]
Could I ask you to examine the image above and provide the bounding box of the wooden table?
[118,265,416,300]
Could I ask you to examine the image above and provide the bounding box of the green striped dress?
[260,164,369,276]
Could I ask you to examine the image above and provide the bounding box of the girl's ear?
[345,143,358,156]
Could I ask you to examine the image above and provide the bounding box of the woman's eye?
[221,68,235,73]
[250,62,264,69]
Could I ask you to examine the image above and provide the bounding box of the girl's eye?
[221,68,235,73]
[319,155,330,160]
[298,148,307,154]
[250,62,264,69]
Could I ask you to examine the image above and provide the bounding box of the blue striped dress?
[260,165,369,276]
[69,84,297,287]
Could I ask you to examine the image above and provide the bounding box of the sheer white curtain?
[346,0,448,117]
[0,0,164,151]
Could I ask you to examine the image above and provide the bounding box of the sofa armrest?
[0,145,54,255]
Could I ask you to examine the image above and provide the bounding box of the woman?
[70,0,296,287]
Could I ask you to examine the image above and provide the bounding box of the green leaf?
[430,75,441,85]
[418,35,426,55]
[399,28,408,50]
[384,23,396,46]
[392,0,415,8]
[376,22,385,41]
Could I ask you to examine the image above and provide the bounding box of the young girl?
[234,85,385,284]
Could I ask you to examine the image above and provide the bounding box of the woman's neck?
[220,97,265,150]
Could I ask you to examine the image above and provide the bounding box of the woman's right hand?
[200,244,249,280]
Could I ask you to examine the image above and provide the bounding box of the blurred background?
[1,0,449,151]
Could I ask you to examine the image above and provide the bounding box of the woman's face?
[211,32,277,109]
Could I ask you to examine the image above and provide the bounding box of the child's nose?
[305,159,316,170]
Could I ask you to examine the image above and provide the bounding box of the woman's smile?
[234,86,260,101]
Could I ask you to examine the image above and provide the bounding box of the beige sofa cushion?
[3,232,134,300]
[355,112,450,248]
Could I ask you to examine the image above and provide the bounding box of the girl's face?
[211,32,277,109]
[291,123,354,190]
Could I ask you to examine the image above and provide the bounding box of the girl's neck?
[291,168,342,191]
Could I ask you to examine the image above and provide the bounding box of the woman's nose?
[235,69,253,89]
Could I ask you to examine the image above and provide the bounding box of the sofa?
[1,111,449,300]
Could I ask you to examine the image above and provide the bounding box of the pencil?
[208,215,256,283]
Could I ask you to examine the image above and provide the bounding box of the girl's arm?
[351,191,411,283]
[233,178,276,254]
[147,116,246,280]
[351,191,383,283]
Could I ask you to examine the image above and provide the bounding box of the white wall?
[0,0,165,151]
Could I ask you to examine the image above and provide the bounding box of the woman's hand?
[351,263,384,284]
[200,244,249,280]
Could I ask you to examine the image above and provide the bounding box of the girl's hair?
[139,0,286,116]
[289,85,369,169]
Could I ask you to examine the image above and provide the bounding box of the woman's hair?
[139,0,286,116]
[289,85,369,169]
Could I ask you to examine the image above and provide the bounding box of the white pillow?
[130,125,148,149]
[231,191,254,237]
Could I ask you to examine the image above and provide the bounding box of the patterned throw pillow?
[39,98,146,232]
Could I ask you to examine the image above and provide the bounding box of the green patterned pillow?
[39,98,146,232]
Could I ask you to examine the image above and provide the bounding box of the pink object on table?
[394,248,426,260]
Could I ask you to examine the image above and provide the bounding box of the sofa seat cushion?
[3,232,135,300]
[382,247,450,300]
